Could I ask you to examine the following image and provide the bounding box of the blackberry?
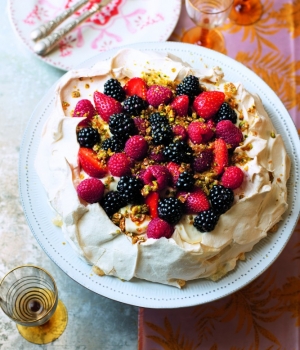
[109,113,135,141]
[209,185,234,214]
[158,197,183,225]
[117,176,143,203]
[77,127,100,148]
[175,171,194,191]
[101,137,124,153]
[123,95,148,116]
[176,75,202,100]
[214,102,237,124]
[150,112,173,145]
[163,141,193,164]
[101,191,127,217]
[103,78,125,102]
[193,209,219,232]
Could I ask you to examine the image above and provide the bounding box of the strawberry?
[193,91,225,119]
[177,187,210,214]
[146,85,173,107]
[77,178,105,203]
[73,99,97,127]
[166,162,181,186]
[212,138,228,175]
[215,120,243,148]
[147,217,174,239]
[124,77,148,100]
[93,91,122,122]
[145,191,159,218]
[221,166,244,189]
[78,148,108,178]
[170,95,189,116]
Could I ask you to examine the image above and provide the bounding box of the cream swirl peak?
[35,49,290,288]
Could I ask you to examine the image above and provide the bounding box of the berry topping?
[158,197,183,225]
[172,125,187,141]
[73,99,97,127]
[193,209,220,232]
[166,162,181,186]
[170,95,189,116]
[214,102,237,124]
[212,138,228,175]
[133,117,148,136]
[101,191,127,217]
[150,112,173,145]
[77,178,105,204]
[78,148,108,178]
[176,75,201,100]
[117,176,143,203]
[193,91,225,119]
[101,137,124,153]
[175,171,194,191]
[188,121,210,144]
[123,95,148,116]
[109,113,136,141]
[221,166,244,189]
[77,127,100,148]
[124,135,148,160]
[147,217,174,239]
[209,185,234,214]
[107,153,131,177]
[192,149,214,173]
[93,91,122,122]
[163,141,193,164]
[178,187,210,214]
[103,78,125,102]
[142,165,170,190]
[146,85,173,107]
[124,77,148,100]
[215,120,243,149]
[145,191,159,218]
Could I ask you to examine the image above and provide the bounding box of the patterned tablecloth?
[138,1,300,349]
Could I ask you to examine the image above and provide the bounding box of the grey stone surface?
[0,2,138,349]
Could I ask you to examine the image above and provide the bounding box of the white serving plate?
[8,0,181,71]
[19,42,300,308]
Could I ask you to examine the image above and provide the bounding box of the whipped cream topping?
[35,49,290,288]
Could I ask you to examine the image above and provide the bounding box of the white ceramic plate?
[19,42,300,308]
[8,0,181,71]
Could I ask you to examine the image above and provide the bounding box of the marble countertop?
[0,2,138,349]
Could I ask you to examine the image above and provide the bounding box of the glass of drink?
[229,0,263,25]
[182,0,234,53]
[0,265,68,344]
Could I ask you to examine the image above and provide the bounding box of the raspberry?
[177,187,210,214]
[215,120,243,148]
[147,217,174,239]
[221,166,244,189]
[146,85,173,107]
[141,165,170,190]
[170,95,189,116]
[149,151,165,163]
[193,91,225,120]
[73,99,97,127]
[107,153,131,177]
[166,162,181,186]
[193,149,213,173]
[172,125,187,141]
[193,209,219,232]
[133,117,148,136]
[188,121,210,144]
[76,178,105,204]
[124,135,148,160]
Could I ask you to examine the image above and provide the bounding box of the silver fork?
[33,0,112,56]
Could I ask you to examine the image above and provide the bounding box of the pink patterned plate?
[8,0,181,71]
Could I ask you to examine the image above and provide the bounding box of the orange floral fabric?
[138,1,300,348]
